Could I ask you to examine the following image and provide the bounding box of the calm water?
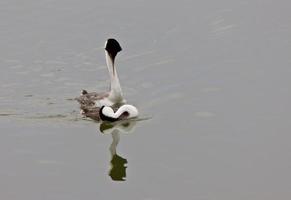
[1,0,291,199]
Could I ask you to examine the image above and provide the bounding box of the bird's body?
[76,91,108,109]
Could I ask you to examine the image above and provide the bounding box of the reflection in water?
[99,120,137,181]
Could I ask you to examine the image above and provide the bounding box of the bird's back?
[75,90,109,110]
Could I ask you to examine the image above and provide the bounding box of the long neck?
[113,105,138,118]
[105,51,123,102]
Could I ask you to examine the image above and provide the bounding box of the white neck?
[102,105,139,120]
[107,105,139,119]
[105,51,124,103]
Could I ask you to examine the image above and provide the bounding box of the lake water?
[0,0,291,199]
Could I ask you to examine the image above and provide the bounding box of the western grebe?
[99,105,139,122]
[76,38,126,109]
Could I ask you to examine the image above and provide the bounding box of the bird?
[99,104,139,122]
[76,38,126,110]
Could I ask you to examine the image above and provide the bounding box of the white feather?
[102,104,139,120]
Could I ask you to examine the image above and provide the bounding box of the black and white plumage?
[99,105,139,122]
[76,38,126,110]
[76,38,139,122]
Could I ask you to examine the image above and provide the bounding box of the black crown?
[105,38,122,55]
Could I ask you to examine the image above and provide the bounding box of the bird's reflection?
[99,120,137,181]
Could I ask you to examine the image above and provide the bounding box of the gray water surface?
[1,0,291,199]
